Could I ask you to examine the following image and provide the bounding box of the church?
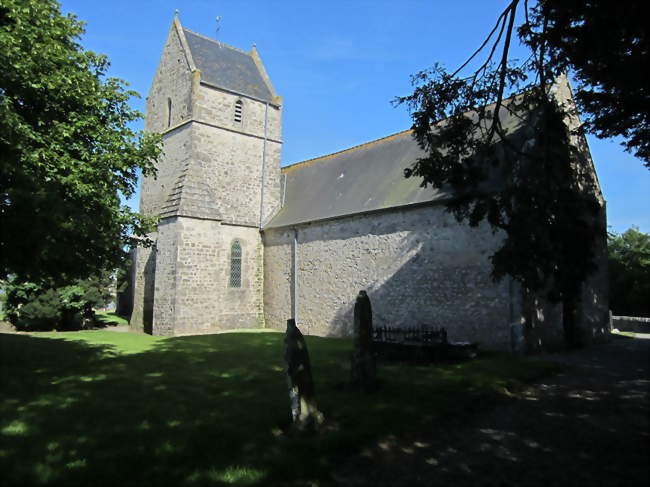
[129,17,609,351]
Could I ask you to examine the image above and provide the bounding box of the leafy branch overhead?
[0,0,161,284]
[397,0,648,171]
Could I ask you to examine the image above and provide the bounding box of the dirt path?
[331,335,649,486]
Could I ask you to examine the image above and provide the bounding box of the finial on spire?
[215,16,222,38]
[174,9,180,17]
[252,42,257,49]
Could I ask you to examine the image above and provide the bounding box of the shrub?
[4,275,113,331]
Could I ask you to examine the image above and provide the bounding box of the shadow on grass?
[0,333,559,486]
[91,312,129,329]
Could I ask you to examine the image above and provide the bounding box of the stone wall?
[523,201,609,352]
[193,83,282,226]
[264,204,523,350]
[194,84,281,141]
[521,294,564,353]
[151,219,180,336]
[218,224,265,330]
[145,21,193,134]
[130,235,157,333]
[140,20,194,218]
[503,269,609,353]
[139,124,193,217]
[577,222,610,343]
[192,120,281,226]
[612,316,650,333]
[148,217,264,336]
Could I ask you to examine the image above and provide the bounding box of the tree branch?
[488,0,519,143]
[451,1,516,78]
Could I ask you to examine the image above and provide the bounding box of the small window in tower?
[229,240,242,288]
[167,98,172,128]
[234,99,243,123]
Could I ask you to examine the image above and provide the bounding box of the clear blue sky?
[58,0,649,234]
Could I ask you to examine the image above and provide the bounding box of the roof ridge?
[282,128,414,174]
[182,27,252,57]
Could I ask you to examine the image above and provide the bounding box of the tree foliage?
[395,0,642,344]
[608,228,650,317]
[0,0,161,284]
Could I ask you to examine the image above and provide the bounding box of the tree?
[0,0,161,285]
[522,1,649,166]
[608,228,650,317]
[394,0,644,345]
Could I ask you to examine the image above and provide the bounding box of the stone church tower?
[131,16,283,335]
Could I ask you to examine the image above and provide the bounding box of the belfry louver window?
[234,99,243,123]
[229,240,242,288]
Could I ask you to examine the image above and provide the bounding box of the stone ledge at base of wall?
[612,315,650,333]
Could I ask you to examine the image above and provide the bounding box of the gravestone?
[350,290,377,390]
[284,318,324,433]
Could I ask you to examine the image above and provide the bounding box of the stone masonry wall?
[194,84,281,141]
[152,219,180,336]
[612,316,650,333]
[139,124,193,216]
[524,207,609,352]
[130,235,157,333]
[151,217,264,335]
[218,224,265,330]
[192,85,282,226]
[264,204,522,350]
[520,293,565,353]
[139,21,194,217]
[145,23,193,134]
[577,221,610,344]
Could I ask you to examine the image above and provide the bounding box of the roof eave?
[263,197,454,231]
[198,80,280,107]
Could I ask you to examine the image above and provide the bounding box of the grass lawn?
[612,330,638,338]
[0,330,560,486]
[93,311,130,327]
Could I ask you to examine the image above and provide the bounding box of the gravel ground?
[0,320,15,333]
[330,334,649,487]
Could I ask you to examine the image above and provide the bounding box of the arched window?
[234,99,243,123]
[167,98,172,128]
[229,240,242,288]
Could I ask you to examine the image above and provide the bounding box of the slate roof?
[160,161,221,220]
[265,103,532,230]
[183,28,274,103]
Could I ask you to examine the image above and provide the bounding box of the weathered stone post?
[350,290,377,391]
[284,318,324,433]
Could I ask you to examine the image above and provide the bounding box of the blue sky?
[58,0,649,234]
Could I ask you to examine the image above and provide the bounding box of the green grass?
[32,330,165,355]
[0,331,561,486]
[94,311,129,327]
[613,330,637,338]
